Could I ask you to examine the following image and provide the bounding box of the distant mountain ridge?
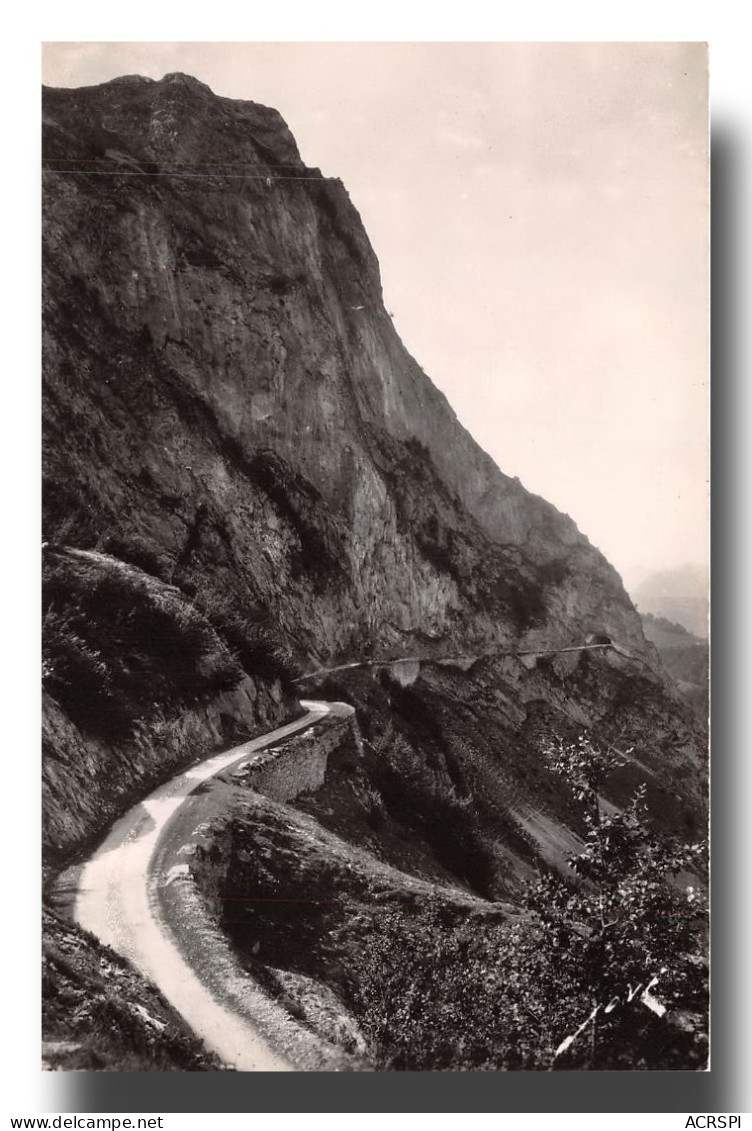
[633,564,709,639]
[640,612,708,720]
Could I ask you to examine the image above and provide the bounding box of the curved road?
[74,699,345,1071]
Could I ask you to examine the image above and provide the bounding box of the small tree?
[540,732,627,822]
[526,734,708,1069]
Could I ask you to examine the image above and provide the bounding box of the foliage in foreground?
[338,735,707,1070]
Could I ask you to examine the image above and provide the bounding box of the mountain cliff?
[42,74,707,1072]
[43,72,646,666]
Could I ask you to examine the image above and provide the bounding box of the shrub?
[337,904,546,1069]
[195,590,301,691]
[523,735,709,1069]
[99,531,174,581]
[337,733,707,1071]
[42,609,130,735]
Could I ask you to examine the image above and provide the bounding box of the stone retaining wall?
[222,713,353,802]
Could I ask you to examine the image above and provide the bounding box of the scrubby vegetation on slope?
[41,545,302,869]
[203,748,706,1071]
[42,545,302,740]
[43,546,242,739]
[300,654,706,896]
[187,662,707,1072]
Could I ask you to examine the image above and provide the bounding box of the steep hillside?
[42,73,707,1071]
[192,781,706,1071]
[640,613,709,721]
[42,545,300,864]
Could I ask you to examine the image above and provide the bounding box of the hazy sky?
[42,42,709,590]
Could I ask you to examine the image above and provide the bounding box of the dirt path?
[73,699,345,1071]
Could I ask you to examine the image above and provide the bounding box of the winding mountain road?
[73,699,347,1071]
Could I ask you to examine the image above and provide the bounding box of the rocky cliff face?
[42,73,645,666]
[42,670,290,863]
[41,544,299,864]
